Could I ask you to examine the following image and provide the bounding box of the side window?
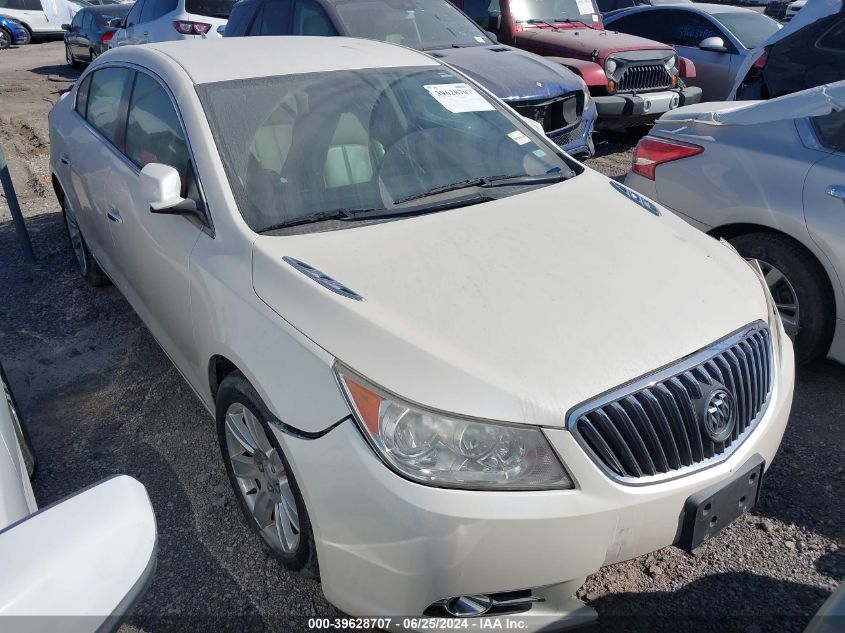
[610,13,657,40]
[157,0,178,17]
[86,67,131,145]
[140,0,159,22]
[462,0,500,32]
[291,1,336,36]
[658,11,721,48]
[81,11,93,31]
[126,0,144,26]
[22,0,43,9]
[75,74,92,117]
[247,4,265,34]
[223,0,254,34]
[258,0,291,35]
[125,73,190,185]
[816,16,845,53]
[71,11,83,29]
[812,111,845,151]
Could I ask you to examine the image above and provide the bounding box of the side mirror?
[519,115,545,137]
[485,30,498,43]
[0,476,157,627]
[61,23,71,30]
[699,36,727,52]
[140,162,187,210]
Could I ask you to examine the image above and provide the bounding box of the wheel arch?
[708,222,843,321]
[208,354,240,403]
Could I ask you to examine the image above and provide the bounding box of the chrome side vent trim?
[283,257,364,302]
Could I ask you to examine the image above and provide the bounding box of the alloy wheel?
[758,259,799,339]
[0,30,9,50]
[224,403,300,554]
[63,201,88,275]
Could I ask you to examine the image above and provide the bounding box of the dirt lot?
[1,40,842,633]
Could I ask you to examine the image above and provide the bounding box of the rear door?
[803,111,845,305]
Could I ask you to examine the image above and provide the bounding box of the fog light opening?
[444,595,493,617]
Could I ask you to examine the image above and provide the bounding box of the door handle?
[826,185,845,201]
[107,209,123,223]
[60,153,71,166]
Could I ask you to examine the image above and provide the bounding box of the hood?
[252,169,768,428]
[514,26,673,61]
[427,45,584,101]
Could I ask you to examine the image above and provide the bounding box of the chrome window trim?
[71,61,215,237]
[565,320,774,486]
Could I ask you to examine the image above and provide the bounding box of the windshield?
[333,0,491,50]
[713,11,780,49]
[185,0,236,18]
[199,66,572,233]
[510,0,597,24]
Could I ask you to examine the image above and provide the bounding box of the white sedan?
[625,81,845,366]
[49,36,794,628]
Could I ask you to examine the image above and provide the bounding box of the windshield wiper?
[553,17,596,29]
[394,172,568,205]
[523,18,560,29]
[257,207,376,233]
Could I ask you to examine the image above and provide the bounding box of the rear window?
[185,0,236,17]
[712,11,779,49]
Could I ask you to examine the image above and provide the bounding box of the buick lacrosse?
[49,37,794,629]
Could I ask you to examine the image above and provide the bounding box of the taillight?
[101,30,114,45]
[173,20,211,35]
[632,137,703,181]
[752,49,768,70]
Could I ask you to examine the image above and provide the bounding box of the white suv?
[0,0,83,40]
[48,37,794,629]
[109,0,233,47]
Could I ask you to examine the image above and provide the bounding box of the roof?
[138,37,439,85]
[608,2,759,17]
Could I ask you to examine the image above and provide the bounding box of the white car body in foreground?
[48,37,794,629]
[0,365,36,529]
[625,82,845,365]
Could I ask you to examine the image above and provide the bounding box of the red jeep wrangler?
[452,0,702,127]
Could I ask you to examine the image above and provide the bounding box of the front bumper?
[594,86,702,119]
[275,329,793,629]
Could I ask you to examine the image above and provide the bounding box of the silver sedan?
[605,4,781,100]
[625,81,845,365]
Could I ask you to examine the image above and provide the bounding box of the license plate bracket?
[676,455,765,552]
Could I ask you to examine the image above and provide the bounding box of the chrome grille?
[569,323,773,484]
[617,64,673,93]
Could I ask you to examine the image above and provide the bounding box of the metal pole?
[0,142,36,264]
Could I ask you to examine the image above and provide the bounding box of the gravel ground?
[0,40,842,633]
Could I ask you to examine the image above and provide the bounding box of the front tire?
[60,193,109,287]
[18,26,31,45]
[729,232,835,364]
[0,28,11,50]
[216,372,319,578]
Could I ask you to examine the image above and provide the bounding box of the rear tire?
[216,372,319,579]
[60,192,109,287]
[0,28,11,50]
[729,232,835,364]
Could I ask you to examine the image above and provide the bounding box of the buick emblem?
[702,388,736,443]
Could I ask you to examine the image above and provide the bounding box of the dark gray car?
[63,3,131,67]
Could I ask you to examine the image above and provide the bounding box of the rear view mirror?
[519,115,545,137]
[699,36,727,52]
[140,163,187,211]
[0,476,157,631]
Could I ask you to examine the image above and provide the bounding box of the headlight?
[664,54,677,71]
[605,58,617,77]
[336,365,574,490]
[581,80,591,109]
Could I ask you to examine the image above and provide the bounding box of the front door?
[105,70,204,376]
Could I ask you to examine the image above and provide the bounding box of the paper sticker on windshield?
[424,83,495,113]
[592,13,599,21]
[474,36,485,42]
[576,0,593,14]
[508,130,531,145]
